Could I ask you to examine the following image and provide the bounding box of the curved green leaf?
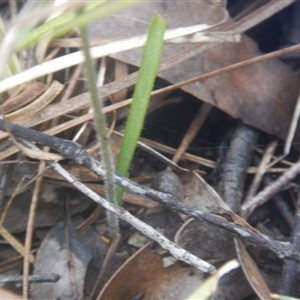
[116,14,166,204]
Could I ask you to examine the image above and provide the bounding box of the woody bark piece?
[217,124,258,212]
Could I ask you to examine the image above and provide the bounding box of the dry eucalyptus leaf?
[183,171,231,214]
[3,185,92,233]
[183,172,258,232]
[31,219,92,300]
[98,244,204,300]
[144,206,183,240]
[75,221,123,296]
[88,1,226,58]
[89,0,300,147]
[235,238,272,300]
[175,218,235,264]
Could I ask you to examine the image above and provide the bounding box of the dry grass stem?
[171,103,212,164]
[6,81,64,122]
[0,178,24,228]
[0,22,226,93]
[242,141,278,215]
[23,158,46,299]
[91,233,121,300]
[242,160,300,216]
[0,226,34,264]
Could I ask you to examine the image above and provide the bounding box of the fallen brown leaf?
[98,244,204,300]
[89,0,300,147]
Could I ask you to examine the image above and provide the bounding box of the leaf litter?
[31,217,92,300]
[0,0,300,299]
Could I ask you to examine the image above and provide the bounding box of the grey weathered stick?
[21,140,215,274]
[278,187,300,295]
[242,160,300,216]
[242,141,277,215]
[0,120,299,261]
[0,273,59,283]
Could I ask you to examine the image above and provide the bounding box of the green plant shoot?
[116,14,166,204]
[16,1,138,51]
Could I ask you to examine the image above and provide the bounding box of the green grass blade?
[273,295,300,300]
[17,1,138,51]
[16,1,104,50]
[116,14,166,204]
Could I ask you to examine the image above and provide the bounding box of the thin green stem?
[79,24,118,234]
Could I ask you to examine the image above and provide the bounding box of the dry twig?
[0,120,298,261]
